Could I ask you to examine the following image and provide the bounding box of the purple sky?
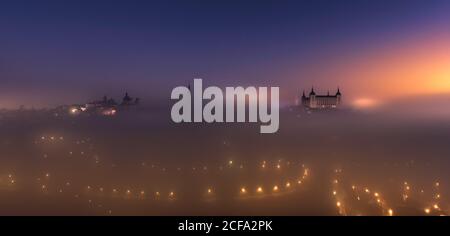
[1,0,449,108]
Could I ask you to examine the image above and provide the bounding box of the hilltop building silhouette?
[120,92,140,106]
[71,92,140,116]
[301,87,341,109]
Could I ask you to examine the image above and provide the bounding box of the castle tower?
[309,87,316,108]
[301,90,306,106]
[336,88,341,105]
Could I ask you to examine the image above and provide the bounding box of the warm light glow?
[70,108,79,114]
[273,185,279,192]
[424,208,431,214]
[353,98,379,109]
[388,209,394,216]
[257,187,263,193]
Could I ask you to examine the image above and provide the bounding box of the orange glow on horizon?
[352,98,380,109]
[289,32,450,104]
[342,36,450,100]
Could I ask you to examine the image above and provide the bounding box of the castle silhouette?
[301,87,341,109]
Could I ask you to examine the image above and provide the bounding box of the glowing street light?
[257,187,263,193]
[70,108,79,115]
[388,209,394,216]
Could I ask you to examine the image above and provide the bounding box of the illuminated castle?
[301,87,341,109]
